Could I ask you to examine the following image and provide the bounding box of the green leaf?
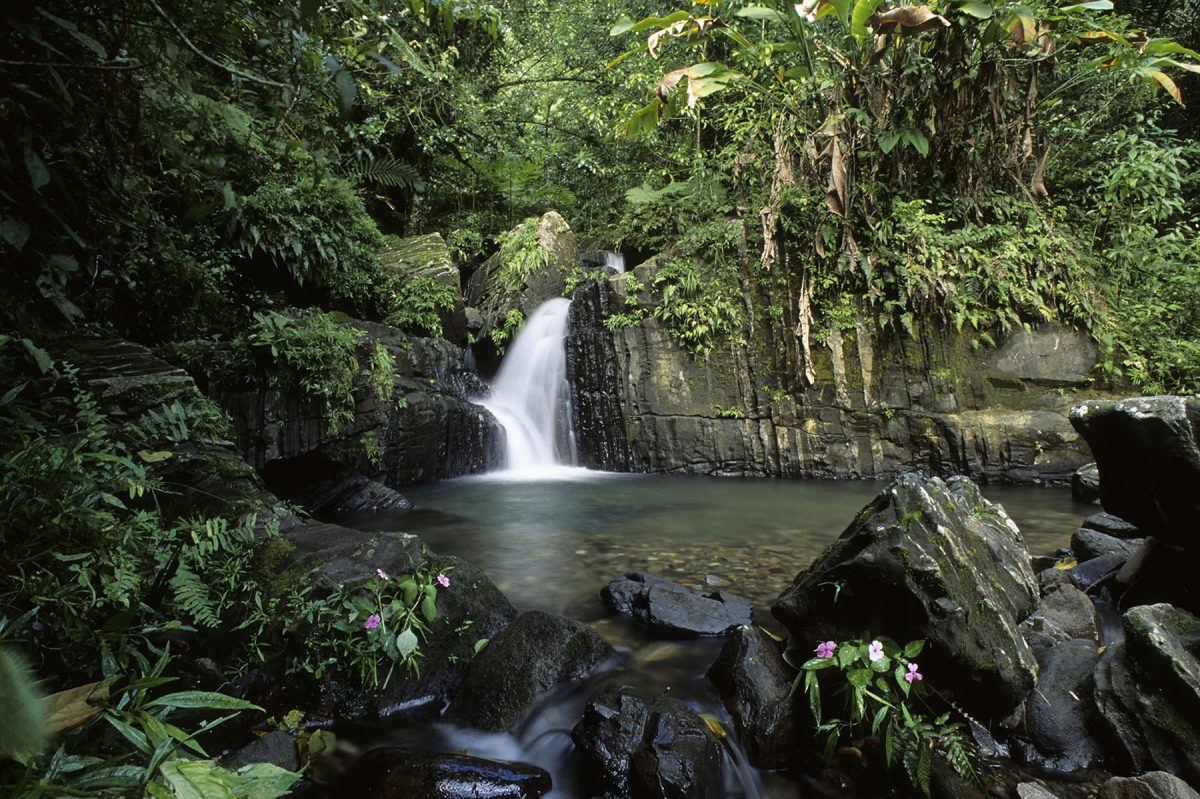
[227,762,303,799]
[333,69,356,115]
[736,6,786,22]
[68,766,146,790]
[903,640,925,658]
[878,130,901,154]
[0,217,31,251]
[610,11,690,36]
[145,691,262,712]
[851,0,883,46]
[24,145,50,190]
[901,127,930,157]
[1061,0,1112,9]
[956,0,994,18]
[138,450,174,463]
[159,759,234,799]
[847,668,872,688]
[473,638,489,654]
[421,590,437,623]
[20,339,53,374]
[395,627,418,659]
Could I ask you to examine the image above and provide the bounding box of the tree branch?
[148,0,289,88]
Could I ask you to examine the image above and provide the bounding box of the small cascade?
[602,251,625,274]
[480,297,579,474]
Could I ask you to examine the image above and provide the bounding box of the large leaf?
[395,628,419,659]
[145,691,262,712]
[736,5,786,21]
[657,62,739,107]
[1061,0,1112,10]
[851,0,883,46]
[956,1,994,19]
[1145,67,1183,105]
[647,17,724,58]
[872,5,951,35]
[44,681,108,736]
[610,11,690,36]
[333,69,357,115]
[23,145,50,190]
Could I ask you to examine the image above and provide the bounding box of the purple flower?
[376,568,389,581]
[815,640,837,659]
[437,573,450,588]
[905,662,923,683]
[868,640,884,662]
[364,613,381,630]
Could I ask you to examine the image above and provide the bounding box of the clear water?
[342,473,1092,625]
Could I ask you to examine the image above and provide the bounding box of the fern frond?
[345,156,422,189]
[171,562,219,628]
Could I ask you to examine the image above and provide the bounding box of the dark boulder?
[263,453,411,516]
[280,526,517,722]
[1070,397,1200,545]
[452,610,613,731]
[1073,463,1101,503]
[1072,528,1140,562]
[334,748,551,798]
[1093,604,1200,785]
[1020,584,1101,649]
[772,474,1039,718]
[1015,640,1104,772]
[571,687,721,799]
[1067,552,1126,592]
[1084,511,1142,540]
[1097,772,1200,799]
[220,731,299,773]
[706,626,805,768]
[602,572,752,637]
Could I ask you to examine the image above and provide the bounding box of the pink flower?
[376,568,389,581]
[868,640,884,662]
[364,613,381,630]
[905,662,923,683]
[437,573,450,588]
[815,641,837,659]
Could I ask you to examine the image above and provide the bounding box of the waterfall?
[602,251,625,274]
[481,298,580,475]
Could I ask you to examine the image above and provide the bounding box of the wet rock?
[334,748,551,798]
[1016,640,1103,773]
[281,526,517,721]
[1084,512,1142,540]
[1016,783,1061,799]
[453,610,613,731]
[220,731,299,773]
[706,626,804,768]
[263,453,411,516]
[1073,463,1101,503]
[1038,568,1076,596]
[1093,604,1200,784]
[1067,553,1125,592]
[1020,585,1101,648]
[1072,528,1140,562]
[1070,397,1200,545]
[572,688,721,799]
[773,474,1039,718]
[1097,772,1200,799]
[601,572,752,637]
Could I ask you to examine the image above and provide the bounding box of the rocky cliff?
[567,265,1104,484]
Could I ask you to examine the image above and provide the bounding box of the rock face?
[601,572,752,637]
[1072,527,1140,562]
[221,318,502,486]
[1093,604,1200,785]
[706,626,804,768]
[571,687,722,799]
[1070,397,1200,543]
[335,748,552,799]
[1020,584,1101,649]
[452,610,613,731]
[772,474,1040,718]
[566,263,1101,483]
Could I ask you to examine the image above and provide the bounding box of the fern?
[171,562,220,628]
[345,156,424,190]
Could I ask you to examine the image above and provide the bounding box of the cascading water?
[602,251,625,274]
[480,297,580,475]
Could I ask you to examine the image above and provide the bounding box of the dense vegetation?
[0,0,1196,795]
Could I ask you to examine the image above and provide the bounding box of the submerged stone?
[601,572,752,637]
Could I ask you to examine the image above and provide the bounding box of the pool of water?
[340,472,1092,625]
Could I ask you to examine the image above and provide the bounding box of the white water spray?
[481,298,579,475]
[602,251,625,274]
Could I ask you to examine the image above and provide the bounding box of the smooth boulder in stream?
[601,571,752,637]
[773,473,1040,718]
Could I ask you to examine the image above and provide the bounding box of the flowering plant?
[790,635,979,796]
[296,564,452,690]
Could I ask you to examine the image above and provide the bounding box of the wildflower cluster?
[294,564,451,690]
[793,635,978,796]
